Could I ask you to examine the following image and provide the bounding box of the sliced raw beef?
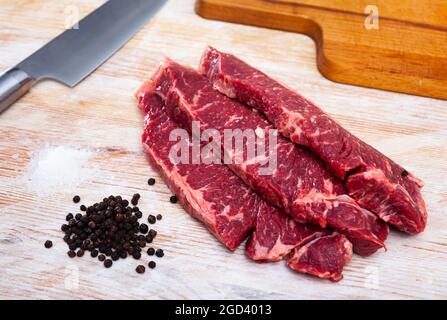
[248,207,352,282]
[135,86,352,281]
[200,47,427,235]
[149,59,388,256]
[288,233,352,282]
[248,207,352,281]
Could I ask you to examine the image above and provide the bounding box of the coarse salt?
[23,145,94,197]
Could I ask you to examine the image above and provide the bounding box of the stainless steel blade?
[17,0,166,87]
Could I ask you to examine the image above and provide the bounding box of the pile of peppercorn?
[58,193,164,274]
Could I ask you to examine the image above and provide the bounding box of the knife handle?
[0,67,35,113]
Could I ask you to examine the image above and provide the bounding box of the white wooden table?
[0,0,446,299]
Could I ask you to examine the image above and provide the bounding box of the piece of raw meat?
[200,46,427,235]
[136,86,352,281]
[248,206,352,282]
[288,233,353,282]
[148,59,388,256]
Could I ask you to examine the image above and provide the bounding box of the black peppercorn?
[111,251,120,261]
[138,240,146,248]
[98,254,106,262]
[148,215,156,224]
[73,195,81,203]
[115,213,123,222]
[66,213,74,221]
[156,214,162,221]
[147,248,155,256]
[155,249,164,258]
[132,251,141,259]
[76,249,84,257]
[139,224,149,234]
[67,250,76,258]
[80,205,87,211]
[148,261,156,269]
[170,195,177,204]
[149,229,157,238]
[136,265,145,274]
[105,248,112,256]
[44,240,53,248]
[90,249,99,258]
[104,259,113,268]
[148,178,155,186]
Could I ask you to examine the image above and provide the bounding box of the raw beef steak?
[149,59,388,256]
[200,47,427,235]
[136,85,352,281]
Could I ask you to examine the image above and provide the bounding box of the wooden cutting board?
[196,0,447,100]
[0,0,446,299]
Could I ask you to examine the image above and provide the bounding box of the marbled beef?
[149,59,388,256]
[200,47,427,235]
[136,86,352,281]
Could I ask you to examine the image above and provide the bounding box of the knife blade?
[0,0,166,113]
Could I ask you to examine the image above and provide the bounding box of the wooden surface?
[0,0,446,300]
[196,0,447,100]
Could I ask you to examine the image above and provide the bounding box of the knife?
[0,0,166,113]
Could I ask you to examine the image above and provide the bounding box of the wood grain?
[195,0,447,100]
[0,0,446,299]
